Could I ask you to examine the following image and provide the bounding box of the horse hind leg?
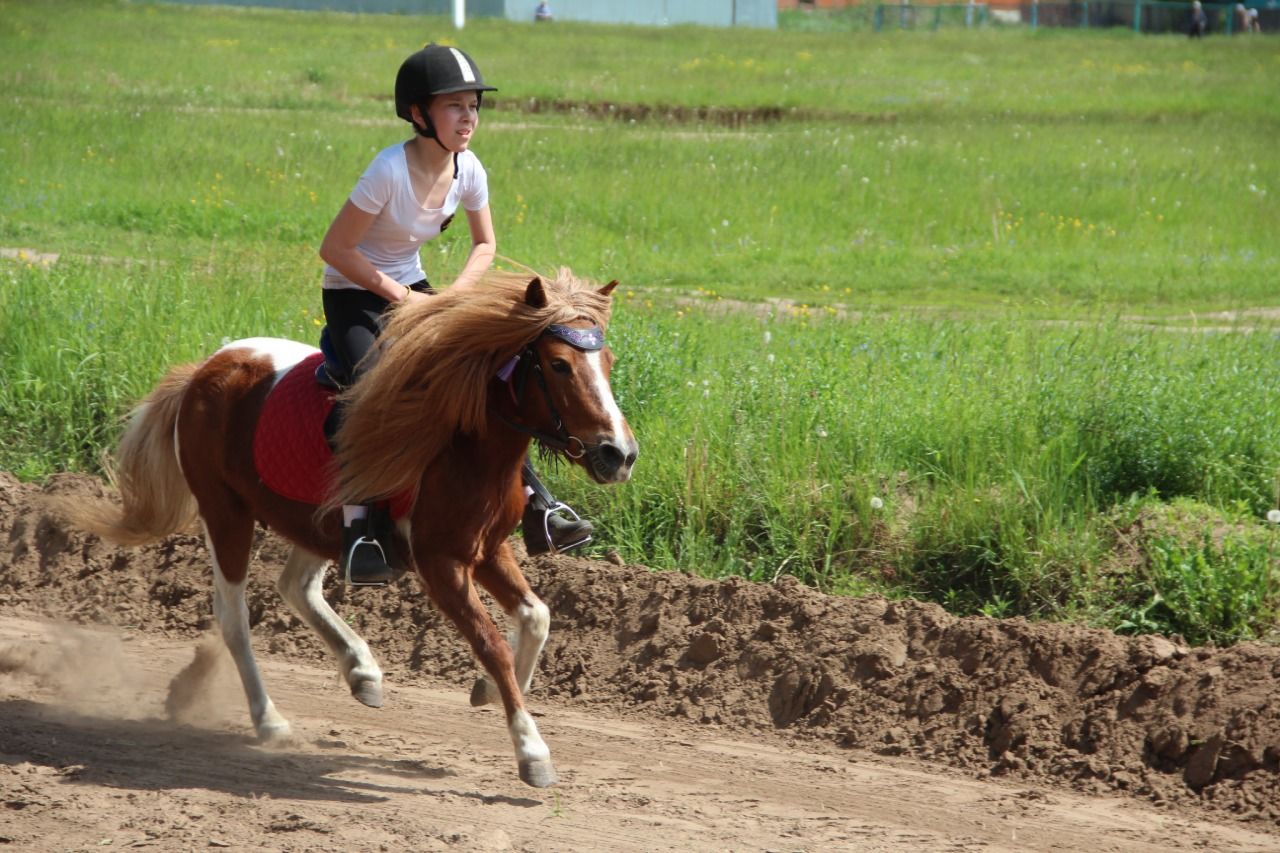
[276,545,384,708]
[203,514,291,742]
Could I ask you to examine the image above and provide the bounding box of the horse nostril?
[624,451,637,469]
[597,443,626,471]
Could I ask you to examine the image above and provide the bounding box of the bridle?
[494,323,606,461]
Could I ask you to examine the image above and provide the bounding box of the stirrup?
[537,501,592,555]
[343,534,395,588]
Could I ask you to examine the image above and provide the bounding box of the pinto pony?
[52,269,638,787]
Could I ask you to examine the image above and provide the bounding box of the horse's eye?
[550,358,572,375]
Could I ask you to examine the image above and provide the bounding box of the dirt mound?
[2,471,1277,826]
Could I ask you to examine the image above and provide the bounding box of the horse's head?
[502,277,638,484]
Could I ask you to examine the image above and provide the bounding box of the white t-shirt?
[322,142,489,290]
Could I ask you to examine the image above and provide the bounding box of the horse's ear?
[524,277,547,308]
[598,280,619,298]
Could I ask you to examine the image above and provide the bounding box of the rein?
[495,323,605,461]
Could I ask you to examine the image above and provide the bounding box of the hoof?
[469,677,498,707]
[351,678,384,708]
[257,719,293,745]
[518,758,558,788]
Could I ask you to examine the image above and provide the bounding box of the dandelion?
[815,426,828,438]
[870,496,884,510]
[767,353,775,363]
[1268,509,1280,524]
[763,330,772,345]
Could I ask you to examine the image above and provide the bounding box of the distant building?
[778,0,859,7]
[507,0,775,27]
[172,0,776,27]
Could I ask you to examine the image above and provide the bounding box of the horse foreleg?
[423,558,557,788]
[204,520,291,742]
[275,545,384,708]
[470,544,550,707]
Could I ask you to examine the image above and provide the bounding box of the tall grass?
[2,1,1277,638]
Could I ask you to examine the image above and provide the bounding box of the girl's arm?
[451,205,497,289]
[319,201,414,303]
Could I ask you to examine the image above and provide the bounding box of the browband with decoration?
[545,324,604,352]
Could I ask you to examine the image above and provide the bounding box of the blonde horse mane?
[331,267,613,507]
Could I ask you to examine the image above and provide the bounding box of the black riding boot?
[521,461,593,555]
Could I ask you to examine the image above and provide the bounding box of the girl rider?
[319,44,593,586]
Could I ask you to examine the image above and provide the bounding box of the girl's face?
[423,91,481,151]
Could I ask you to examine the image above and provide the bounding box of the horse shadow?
[0,699,541,807]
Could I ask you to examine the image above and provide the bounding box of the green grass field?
[2,1,1277,643]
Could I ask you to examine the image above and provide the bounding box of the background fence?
[783,0,1277,32]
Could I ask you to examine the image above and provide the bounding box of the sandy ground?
[3,616,1277,853]
[2,472,1279,851]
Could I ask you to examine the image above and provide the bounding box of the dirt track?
[2,472,1279,851]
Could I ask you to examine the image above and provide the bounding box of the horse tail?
[48,364,201,546]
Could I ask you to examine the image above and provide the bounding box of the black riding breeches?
[322,279,431,446]
[321,279,433,384]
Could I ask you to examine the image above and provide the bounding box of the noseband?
[495,323,605,460]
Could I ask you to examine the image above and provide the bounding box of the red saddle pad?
[252,352,412,518]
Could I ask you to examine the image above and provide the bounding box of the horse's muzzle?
[585,436,639,484]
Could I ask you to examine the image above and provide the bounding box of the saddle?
[251,333,411,517]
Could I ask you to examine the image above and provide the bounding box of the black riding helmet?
[394,44,497,142]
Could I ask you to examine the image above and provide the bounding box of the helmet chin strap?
[412,121,461,178]
[412,105,451,151]
[414,119,452,152]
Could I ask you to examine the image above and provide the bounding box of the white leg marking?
[509,708,551,764]
[475,596,549,706]
[512,598,550,695]
[276,546,382,693]
[208,528,290,741]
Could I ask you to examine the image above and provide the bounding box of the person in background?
[535,1,553,22]
[1235,3,1251,32]
[1189,0,1208,36]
